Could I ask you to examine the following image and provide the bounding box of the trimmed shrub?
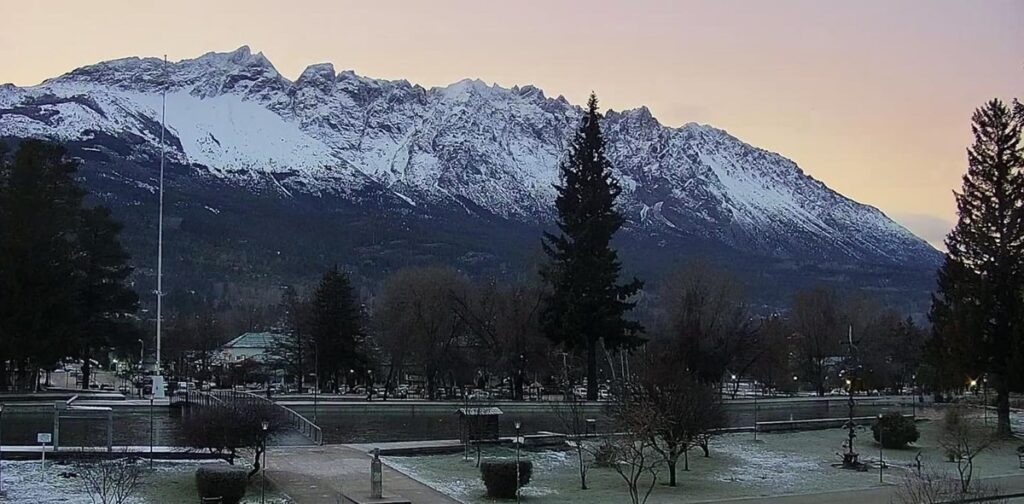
[871,413,920,449]
[480,460,532,499]
[196,465,248,504]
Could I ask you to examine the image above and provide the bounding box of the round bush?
[479,460,532,499]
[196,465,248,504]
[871,412,920,449]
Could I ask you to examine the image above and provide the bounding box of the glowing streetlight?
[514,420,522,504]
[261,420,270,504]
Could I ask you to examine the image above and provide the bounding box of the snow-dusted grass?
[0,459,291,504]
[383,408,1024,503]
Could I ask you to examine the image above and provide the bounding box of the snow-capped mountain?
[0,46,940,306]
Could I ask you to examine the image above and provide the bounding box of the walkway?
[266,444,458,504]
[693,473,1024,503]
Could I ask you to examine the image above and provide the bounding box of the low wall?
[755,414,916,433]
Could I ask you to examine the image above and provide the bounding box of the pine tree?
[0,141,85,389]
[930,99,1024,436]
[0,140,138,391]
[73,206,139,389]
[541,93,644,401]
[308,267,366,392]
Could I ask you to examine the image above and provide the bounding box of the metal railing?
[184,389,323,446]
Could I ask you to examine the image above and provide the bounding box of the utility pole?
[152,54,168,399]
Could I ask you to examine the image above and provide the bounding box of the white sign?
[37,433,52,444]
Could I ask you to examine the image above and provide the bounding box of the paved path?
[691,473,1024,503]
[266,444,458,504]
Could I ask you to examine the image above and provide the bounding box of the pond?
[0,405,185,447]
[0,398,916,447]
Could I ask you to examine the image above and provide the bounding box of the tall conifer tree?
[541,93,644,401]
[74,205,139,389]
[0,141,84,388]
[930,98,1024,436]
[0,141,137,390]
[309,267,366,391]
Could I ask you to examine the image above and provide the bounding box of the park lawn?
[0,459,291,504]
[384,407,1024,504]
[138,461,293,503]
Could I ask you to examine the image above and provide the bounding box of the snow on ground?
[0,459,291,504]
[382,410,1024,504]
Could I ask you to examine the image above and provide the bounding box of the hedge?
[480,460,533,499]
[196,465,248,504]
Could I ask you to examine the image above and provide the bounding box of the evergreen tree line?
[0,141,138,391]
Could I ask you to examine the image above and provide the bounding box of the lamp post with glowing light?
[261,419,269,504]
[514,420,522,504]
[877,413,884,483]
[843,377,858,467]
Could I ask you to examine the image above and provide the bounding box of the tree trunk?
[995,376,1011,437]
[684,448,690,471]
[668,459,677,486]
[586,340,598,401]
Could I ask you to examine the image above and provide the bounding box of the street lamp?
[877,413,884,484]
[261,419,269,504]
[514,420,522,504]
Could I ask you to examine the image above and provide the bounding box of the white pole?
[155,55,167,379]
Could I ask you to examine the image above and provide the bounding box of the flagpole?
[153,54,167,399]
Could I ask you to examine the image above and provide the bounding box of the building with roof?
[217,332,285,364]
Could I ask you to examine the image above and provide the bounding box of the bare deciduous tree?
[940,406,996,494]
[452,279,549,400]
[655,261,757,385]
[377,266,470,400]
[609,397,662,504]
[183,399,287,477]
[76,456,142,504]
[894,471,1008,504]
[791,286,843,396]
[639,346,726,486]
[552,396,593,490]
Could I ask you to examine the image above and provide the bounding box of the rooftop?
[221,331,285,350]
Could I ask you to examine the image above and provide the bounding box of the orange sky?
[2,1,1021,248]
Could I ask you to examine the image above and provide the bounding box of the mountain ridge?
[0,46,941,310]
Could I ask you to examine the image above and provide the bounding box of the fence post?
[107,409,113,452]
[52,403,60,452]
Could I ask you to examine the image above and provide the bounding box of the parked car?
[468,389,492,400]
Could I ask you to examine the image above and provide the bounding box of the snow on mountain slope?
[0,46,938,266]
